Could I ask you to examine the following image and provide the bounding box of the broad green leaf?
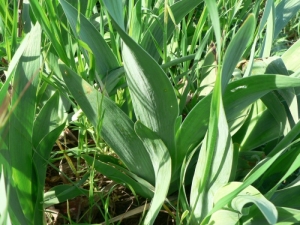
[200,148,289,224]
[135,121,172,225]
[60,64,155,184]
[6,182,28,225]
[264,57,298,126]
[262,92,290,135]
[32,123,66,216]
[261,147,300,197]
[22,0,32,33]
[102,0,124,30]
[199,45,217,97]
[0,75,12,128]
[243,207,300,225]
[8,23,41,223]
[282,39,300,73]
[271,180,300,210]
[190,116,233,222]
[59,0,120,91]
[32,92,66,147]
[239,104,283,151]
[31,92,66,215]
[268,119,300,157]
[103,4,179,167]
[177,75,300,156]
[213,182,277,225]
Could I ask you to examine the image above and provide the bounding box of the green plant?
[1,0,300,224]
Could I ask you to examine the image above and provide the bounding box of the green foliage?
[1,0,300,224]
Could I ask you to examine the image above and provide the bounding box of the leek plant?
[1,0,300,224]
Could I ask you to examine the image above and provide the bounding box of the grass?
[1,0,300,224]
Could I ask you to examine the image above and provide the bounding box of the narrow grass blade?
[244,0,274,77]
[221,14,256,92]
[204,0,221,61]
[260,3,274,58]
[83,155,154,199]
[60,64,155,184]
[60,0,120,83]
[141,0,203,60]
[135,121,172,225]
[29,0,69,63]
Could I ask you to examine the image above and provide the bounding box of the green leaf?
[274,0,300,39]
[103,3,179,168]
[204,142,298,223]
[60,64,155,184]
[238,102,283,151]
[141,0,203,60]
[268,119,300,157]
[59,0,120,91]
[32,92,65,147]
[29,0,69,63]
[189,2,234,222]
[44,177,89,208]
[221,14,256,92]
[213,182,278,225]
[102,0,124,30]
[0,166,12,225]
[282,39,300,73]
[8,22,41,223]
[33,123,66,216]
[271,181,300,210]
[243,207,300,225]
[177,75,300,156]
[204,0,221,61]
[135,121,172,225]
[83,155,153,199]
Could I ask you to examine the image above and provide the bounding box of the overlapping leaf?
[61,64,155,184]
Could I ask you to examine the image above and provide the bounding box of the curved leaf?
[103,3,179,167]
[177,75,300,156]
[135,121,172,225]
[60,64,155,184]
[213,182,278,225]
